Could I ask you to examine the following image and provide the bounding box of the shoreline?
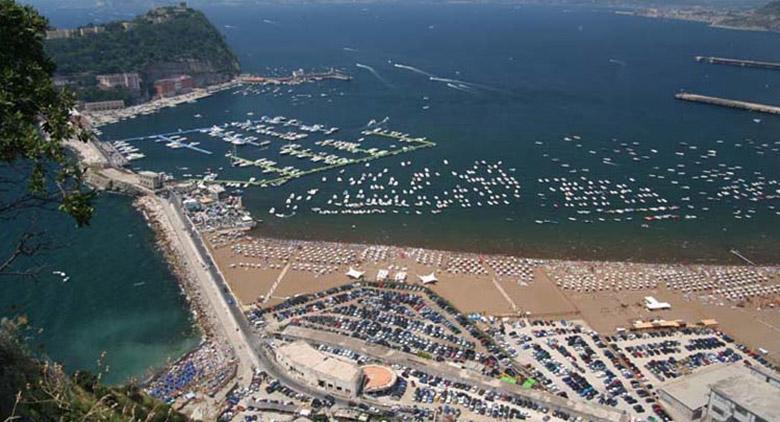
[250,225,780,267]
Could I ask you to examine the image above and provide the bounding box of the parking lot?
[249,282,521,379]
[498,319,775,422]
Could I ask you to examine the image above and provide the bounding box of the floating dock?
[674,93,780,115]
[695,56,780,71]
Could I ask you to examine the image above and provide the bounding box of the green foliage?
[45,6,240,80]
[416,351,432,360]
[78,86,134,104]
[0,320,189,421]
[0,0,94,227]
[759,0,780,15]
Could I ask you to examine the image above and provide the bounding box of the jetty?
[239,68,351,86]
[674,93,780,115]
[695,56,780,71]
[730,249,756,266]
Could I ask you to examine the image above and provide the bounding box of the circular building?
[361,365,397,393]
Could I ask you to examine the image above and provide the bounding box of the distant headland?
[45,2,240,106]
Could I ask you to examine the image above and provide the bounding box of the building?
[361,365,397,394]
[659,363,780,421]
[96,73,141,92]
[659,364,740,420]
[274,341,363,397]
[138,171,163,190]
[82,100,125,112]
[154,75,195,98]
[707,370,780,422]
[46,25,104,39]
[748,364,780,389]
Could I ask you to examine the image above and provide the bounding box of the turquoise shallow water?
[0,195,199,384]
[99,4,780,264]
[2,1,778,387]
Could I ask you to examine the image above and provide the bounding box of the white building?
[707,371,780,422]
[658,363,780,421]
[138,171,163,190]
[274,341,363,398]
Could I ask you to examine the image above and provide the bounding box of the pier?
[730,249,756,266]
[239,68,351,86]
[695,56,780,71]
[158,135,213,155]
[674,93,780,115]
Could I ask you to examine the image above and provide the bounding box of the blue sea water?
[5,0,778,386]
[98,4,780,263]
[0,194,199,384]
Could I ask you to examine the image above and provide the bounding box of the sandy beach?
[204,230,780,365]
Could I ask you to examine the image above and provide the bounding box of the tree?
[0,0,95,276]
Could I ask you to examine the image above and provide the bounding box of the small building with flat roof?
[707,370,780,422]
[658,364,747,420]
[659,363,780,421]
[361,365,397,393]
[274,341,363,398]
[138,171,163,190]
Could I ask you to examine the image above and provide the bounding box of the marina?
[108,116,436,188]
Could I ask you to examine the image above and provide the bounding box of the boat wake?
[394,63,435,77]
[356,63,392,87]
[609,58,627,66]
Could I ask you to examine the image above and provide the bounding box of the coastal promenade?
[154,195,260,418]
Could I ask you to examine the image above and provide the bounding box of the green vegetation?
[758,0,780,15]
[416,351,433,360]
[718,0,780,31]
[1,319,187,421]
[0,0,94,234]
[45,4,240,100]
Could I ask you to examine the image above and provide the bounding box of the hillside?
[0,321,188,421]
[758,0,780,14]
[45,4,240,101]
[717,0,780,31]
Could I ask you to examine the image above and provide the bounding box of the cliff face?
[45,5,240,100]
[145,57,237,87]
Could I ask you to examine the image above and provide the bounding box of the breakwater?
[675,93,780,115]
[695,56,780,71]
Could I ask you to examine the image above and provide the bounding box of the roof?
[710,372,780,421]
[644,296,671,310]
[276,341,361,384]
[362,365,397,392]
[659,364,750,411]
[346,267,364,279]
[418,272,438,284]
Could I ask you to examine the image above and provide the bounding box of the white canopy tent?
[418,272,438,285]
[376,269,389,282]
[346,267,365,280]
[644,296,671,311]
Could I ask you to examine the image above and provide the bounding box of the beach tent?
[376,269,389,282]
[418,272,438,284]
[346,267,364,280]
[644,296,671,311]
[394,271,407,282]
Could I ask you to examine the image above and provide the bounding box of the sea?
[7,2,780,383]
